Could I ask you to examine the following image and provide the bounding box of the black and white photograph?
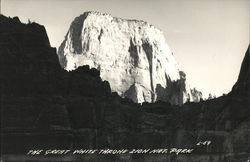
[0,0,249,161]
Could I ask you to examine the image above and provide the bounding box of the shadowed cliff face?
[1,15,249,162]
[232,46,249,96]
[0,14,114,149]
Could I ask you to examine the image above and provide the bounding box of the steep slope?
[0,15,114,151]
[232,46,249,96]
[58,11,202,105]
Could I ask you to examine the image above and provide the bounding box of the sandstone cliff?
[58,11,202,105]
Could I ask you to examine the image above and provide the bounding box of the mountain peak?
[78,11,155,27]
[58,11,202,105]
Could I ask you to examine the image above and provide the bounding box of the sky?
[1,0,249,97]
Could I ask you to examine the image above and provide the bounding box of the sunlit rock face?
[58,11,202,105]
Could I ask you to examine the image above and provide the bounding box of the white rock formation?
[58,11,202,105]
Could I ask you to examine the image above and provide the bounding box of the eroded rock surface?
[58,11,202,105]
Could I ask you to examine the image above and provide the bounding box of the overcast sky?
[2,0,249,97]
